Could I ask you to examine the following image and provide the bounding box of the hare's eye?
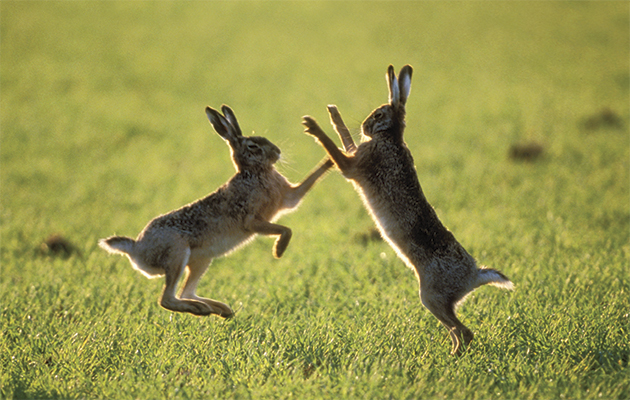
[374,111,384,120]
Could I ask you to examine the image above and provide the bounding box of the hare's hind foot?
[421,292,474,356]
[163,289,234,318]
[160,295,216,316]
[181,294,234,319]
[450,327,474,356]
[203,300,234,319]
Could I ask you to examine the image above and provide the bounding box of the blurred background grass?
[2,2,627,243]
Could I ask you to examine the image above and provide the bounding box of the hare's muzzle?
[271,147,281,163]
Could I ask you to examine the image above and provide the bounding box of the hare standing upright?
[302,65,513,355]
[100,105,332,318]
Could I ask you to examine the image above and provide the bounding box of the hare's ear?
[221,105,242,137]
[206,106,237,143]
[387,65,400,106]
[398,65,413,106]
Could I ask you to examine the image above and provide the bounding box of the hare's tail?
[476,267,514,290]
[99,236,135,255]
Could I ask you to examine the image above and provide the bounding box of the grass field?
[1,2,629,399]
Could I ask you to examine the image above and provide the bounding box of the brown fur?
[302,65,513,355]
[100,105,332,318]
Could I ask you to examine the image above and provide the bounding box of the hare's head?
[361,65,413,141]
[206,105,281,172]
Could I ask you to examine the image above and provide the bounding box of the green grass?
[1,1,629,399]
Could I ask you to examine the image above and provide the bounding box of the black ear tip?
[205,106,218,117]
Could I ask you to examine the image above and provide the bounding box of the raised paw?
[326,105,356,154]
[272,242,285,259]
[272,229,292,259]
[272,244,285,259]
[301,116,325,138]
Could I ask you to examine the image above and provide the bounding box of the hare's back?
[137,186,235,236]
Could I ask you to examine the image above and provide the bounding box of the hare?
[100,105,333,318]
[302,65,514,355]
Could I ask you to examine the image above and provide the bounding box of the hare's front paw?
[272,229,292,258]
[273,241,286,259]
[301,116,325,139]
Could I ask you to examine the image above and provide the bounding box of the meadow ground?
[1,2,629,399]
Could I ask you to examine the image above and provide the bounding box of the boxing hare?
[302,65,513,355]
[100,105,332,318]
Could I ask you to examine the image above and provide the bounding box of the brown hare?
[100,105,332,318]
[302,65,514,355]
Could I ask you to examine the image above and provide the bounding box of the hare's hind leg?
[159,246,214,316]
[421,292,474,356]
[179,256,234,319]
